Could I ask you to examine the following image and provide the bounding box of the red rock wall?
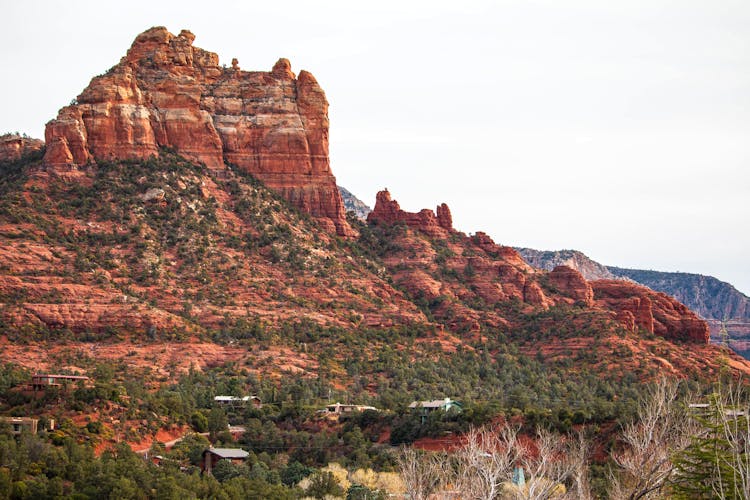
[43,27,352,236]
[593,280,709,343]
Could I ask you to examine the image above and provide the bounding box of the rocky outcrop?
[367,189,454,237]
[518,247,749,352]
[0,134,44,162]
[43,27,352,236]
[548,265,594,306]
[608,267,750,322]
[593,280,709,343]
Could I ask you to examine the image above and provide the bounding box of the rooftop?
[205,448,250,459]
[33,374,89,380]
[408,398,461,409]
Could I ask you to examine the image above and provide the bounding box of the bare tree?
[565,431,593,500]
[707,380,750,499]
[452,425,524,499]
[517,428,590,500]
[609,378,699,500]
[395,446,448,500]
[448,424,590,500]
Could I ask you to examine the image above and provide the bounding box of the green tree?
[307,471,344,499]
[281,461,314,487]
[208,408,228,439]
[190,411,209,433]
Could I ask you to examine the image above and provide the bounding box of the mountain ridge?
[1,26,747,391]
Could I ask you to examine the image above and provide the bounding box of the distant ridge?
[338,186,372,221]
[515,248,616,281]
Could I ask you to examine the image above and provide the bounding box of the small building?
[29,374,90,393]
[213,396,262,409]
[408,398,463,415]
[201,447,250,474]
[0,416,54,434]
[320,403,378,419]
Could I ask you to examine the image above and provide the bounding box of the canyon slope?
[1,27,747,386]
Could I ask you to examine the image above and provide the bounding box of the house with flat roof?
[201,447,250,474]
[319,403,378,419]
[408,398,463,414]
[0,416,55,434]
[213,395,262,409]
[29,374,90,393]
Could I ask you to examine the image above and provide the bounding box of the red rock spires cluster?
[43,27,353,236]
[367,189,455,236]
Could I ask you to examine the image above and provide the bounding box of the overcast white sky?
[1,0,748,295]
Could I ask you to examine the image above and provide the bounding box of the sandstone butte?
[43,27,353,237]
[368,190,710,344]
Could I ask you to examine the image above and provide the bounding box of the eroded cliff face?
[43,27,353,236]
[593,280,710,343]
[367,190,710,344]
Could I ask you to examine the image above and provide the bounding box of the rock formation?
[0,134,44,162]
[608,267,750,322]
[593,280,709,343]
[43,27,353,236]
[548,265,594,307]
[367,189,454,236]
[366,191,709,344]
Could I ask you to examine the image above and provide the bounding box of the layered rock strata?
[43,27,352,236]
[593,280,710,343]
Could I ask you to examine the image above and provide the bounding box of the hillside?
[517,247,750,357]
[2,27,750,464]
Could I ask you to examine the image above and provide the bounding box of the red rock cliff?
[0,134,44,162]
[43,27,353,236]
[593,280,710,343]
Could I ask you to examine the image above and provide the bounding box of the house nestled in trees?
[408,398,462,415]
[201,447,250,474]
[1,416,55,434]
[25,374,90,397]
[213,395,262,409]
[319,402,378,420]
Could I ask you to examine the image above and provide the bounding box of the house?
[28,374,90,395]
[0,416,55,434]
[689,403,746,419]
[408,398,463,415]
[319,403,378,419]
[201,447,250,474]
[213,395,262,409]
